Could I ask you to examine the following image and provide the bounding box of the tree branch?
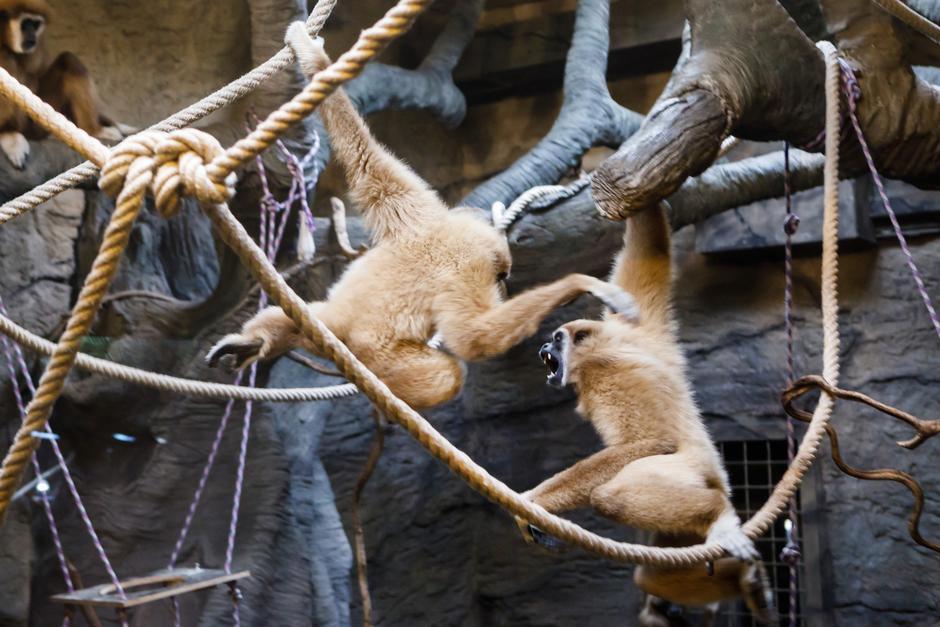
[460,0,644,210]
[593,0,940,221]
[592,0,826,219]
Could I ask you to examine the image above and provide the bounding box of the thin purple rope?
[170,122,322,625]
[0,335,74,593]
[168,372,244,567]
[0,298,126,602]
[839,61,940,341]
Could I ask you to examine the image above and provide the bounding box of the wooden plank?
[50,568,250,609]
[479,0,581,30]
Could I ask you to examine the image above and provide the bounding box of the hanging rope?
[0,298,128,616]
[780,141,802,627]
[839,60,940,342]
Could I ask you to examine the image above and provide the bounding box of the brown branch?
[782,375,940,554]
[351,410,386,627]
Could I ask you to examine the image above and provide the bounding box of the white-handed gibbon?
[205,24,636,410]
[519,203,775,624]
[0,0,124,168]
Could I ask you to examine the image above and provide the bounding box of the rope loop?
[100,129,236,217]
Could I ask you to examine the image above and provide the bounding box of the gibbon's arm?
[607,203,674,328]
[287,24,446,241]
[434,273,637,362]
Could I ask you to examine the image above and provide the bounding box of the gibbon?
[0,0,123,168]
[205,25,635,410]
[519,203,775,624]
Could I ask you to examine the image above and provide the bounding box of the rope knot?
[100,129,236,217]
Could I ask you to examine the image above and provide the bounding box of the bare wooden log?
[592,0,940,221]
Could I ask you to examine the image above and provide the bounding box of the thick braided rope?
[0,0,338,226]
[870,0,940,45]
[0,140,153,520]
[205,0,432,183]
[0,311,357,401]
[743,40,841,538]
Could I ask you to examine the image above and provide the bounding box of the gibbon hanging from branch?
[522,203,775,624]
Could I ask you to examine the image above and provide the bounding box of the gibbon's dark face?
[540,329,567,388]
[0,9,45,54]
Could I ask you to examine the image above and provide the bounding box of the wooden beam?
[50,568,250,609]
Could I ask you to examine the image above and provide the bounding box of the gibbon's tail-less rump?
[523,204,775,624]
[206,24,636,410]
[0,0,127,169]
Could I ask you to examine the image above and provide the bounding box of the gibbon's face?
[539,320,604,388]
[0,7,45,54]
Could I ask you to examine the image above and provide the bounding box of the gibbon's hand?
[586,279,640,321]
[206,334,265,372]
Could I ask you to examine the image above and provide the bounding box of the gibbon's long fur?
[0,0,121,168]
[523,204,775,624]
[206,27,635,409]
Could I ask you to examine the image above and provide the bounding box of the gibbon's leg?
[286,23,446,242]
[38,52,102,137]
[357,339,463,410]
[589,454,746,549]
[434,273,638,362]
[206,305,463,409]
[514,439,674,542]
[637,561,775,624]
[607,203,673,328]
[636,560,743,610]
[207,303,333,370]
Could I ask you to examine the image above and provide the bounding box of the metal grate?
[718,439,805,627]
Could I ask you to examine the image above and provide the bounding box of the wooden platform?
[50,567,250,609]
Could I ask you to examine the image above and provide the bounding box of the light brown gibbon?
[519,203,775,625]
[0,0,124,169]
[205,25,636,410]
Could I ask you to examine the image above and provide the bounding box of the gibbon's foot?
[706,514,760,561]
[0,131,30,169]
[588,281,640,321]
[206,334,265,371]
[514,515,567,553]
[528,524,567,552]
[741,560,777,625]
